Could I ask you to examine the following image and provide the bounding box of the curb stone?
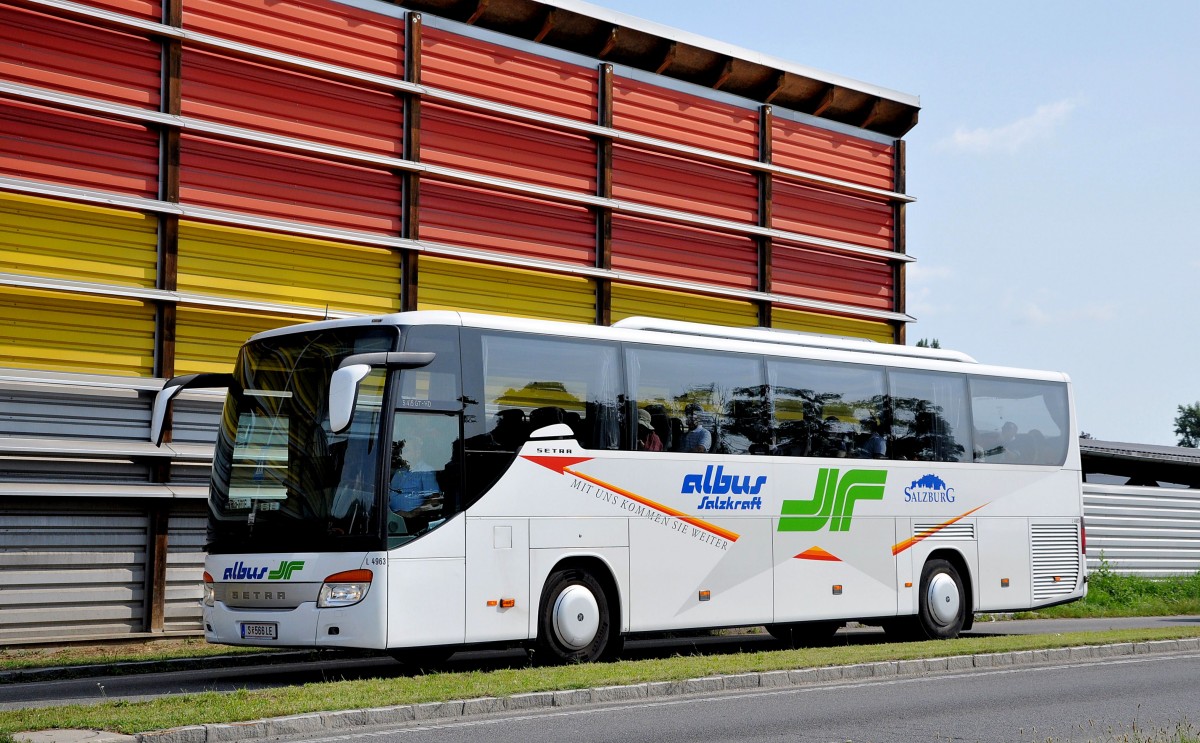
[17,639,1196,743]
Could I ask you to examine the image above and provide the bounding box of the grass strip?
[3,627,1200,736]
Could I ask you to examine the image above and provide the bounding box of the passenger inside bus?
[681,403,712,453]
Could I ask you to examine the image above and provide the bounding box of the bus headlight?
[202,571,215,607]
[318,569,373,608]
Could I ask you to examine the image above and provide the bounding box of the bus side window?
[889,370,971,462]
[767,358,886,459]
[969,378,1070,466]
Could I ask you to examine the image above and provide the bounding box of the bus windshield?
[207,326,398,554]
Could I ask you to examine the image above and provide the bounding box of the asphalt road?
[323,649,1200,743]
[3,616,1198,712]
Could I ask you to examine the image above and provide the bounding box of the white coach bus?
[151,311,1086,664]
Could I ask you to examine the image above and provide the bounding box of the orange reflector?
[1001,578,1010,588]
[1053,576,1062,582]
[203,571,214,584]
[832,585,843,595]
[698,590,711,602]
[500,598,516,608]
[904,582,913,588]
[486,600,498,607]
[324,569,372,583]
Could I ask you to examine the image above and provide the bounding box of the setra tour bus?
[150,311,1086,664]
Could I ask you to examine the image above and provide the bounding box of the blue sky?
[585,0,1200,445]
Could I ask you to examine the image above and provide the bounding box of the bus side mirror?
[150,373,235,446]
[329,352,436,435]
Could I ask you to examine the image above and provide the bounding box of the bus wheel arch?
[534,556,623,663]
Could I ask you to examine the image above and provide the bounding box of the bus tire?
[916,558,966,639]
[536,567,617,664]
[766,620,841,648]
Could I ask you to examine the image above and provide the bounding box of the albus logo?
[904,474,955,503]
[682,465,767,497]
[223,560,305,580]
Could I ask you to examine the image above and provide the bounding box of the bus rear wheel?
[536,567,618,664]
[916,558,966,639]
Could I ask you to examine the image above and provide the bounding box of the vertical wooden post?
[595,63,614,327]
[893,139,907,345]
[401,13,423,312]
[756,105,774,328]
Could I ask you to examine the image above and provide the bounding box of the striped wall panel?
[771,306,894,343]
[420,182,597,267]
[421,26,597,122]
[611,284,758,327]
[772,116,896,191]
[611,215,758,291]
[165,508,207,632]
[180,47,404,155]
[612,145,758,224]
[612,76,758,160]
[0,194,157,288]
[183,0,405,77]
[174,307,305,376]
[177,222,402,315]
[70,0,161,22]
[0,100,159,198]
[0,502,150,642]
[417,256,596,324]
[178,134,403,232]
[0,3,161,109]
[421,103,596,193]
[0,287,154,376]
[772,180,894,252]
[772,240,895,312]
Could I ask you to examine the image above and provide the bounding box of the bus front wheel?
[536,568,618,663]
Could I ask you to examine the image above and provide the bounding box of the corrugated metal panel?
[0,4,161,109]
[610,214,757,290]
[420,182,596,267]
[165,507,207,632]
[174,307,302,376]
[772,117,896,191]
[0,287,154,376]
[71,0,161,22]
[0,193,157,287]
[181,48,403,156]
[178,222,401,315]
[421,27,597,122]
[1031,522,1082,602]
[772,239,894,312]
[610,283,758,327]
[772,179,894,252]
[612,76,758,160]
[0,501,149,642]
[0,100,159,198]
[183,0,404,77]
[1083,483,1200,577]
[417,256,596,324]
[421,103,595,193]
[771,307,894,343]
[612,145,757,224]
[178,134,402,233]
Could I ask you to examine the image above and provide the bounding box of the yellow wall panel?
[0,194,157,287]
[610,283,758,327]
[174,308,305,376]
[418,257,596,324]
[772,306,896,343]
[177,223,401,315]
[0,287,154,376]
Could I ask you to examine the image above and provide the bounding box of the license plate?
[240,622,278,640]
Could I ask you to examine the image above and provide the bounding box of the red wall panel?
[421,27,596,122]
[0,100,158,197]
[612,145,757,224]
[420,182,595,267]
[611,215,758,290]
[183,0,404,77]
[772,240,894,311]
[0,4,161,109]
[772,179,893,252]
[612,77,758,160]
[421,103,595,193]
[181,48,403,155]
[179,135,401,233]
[69,0,161,22]
[772,118,895,191]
